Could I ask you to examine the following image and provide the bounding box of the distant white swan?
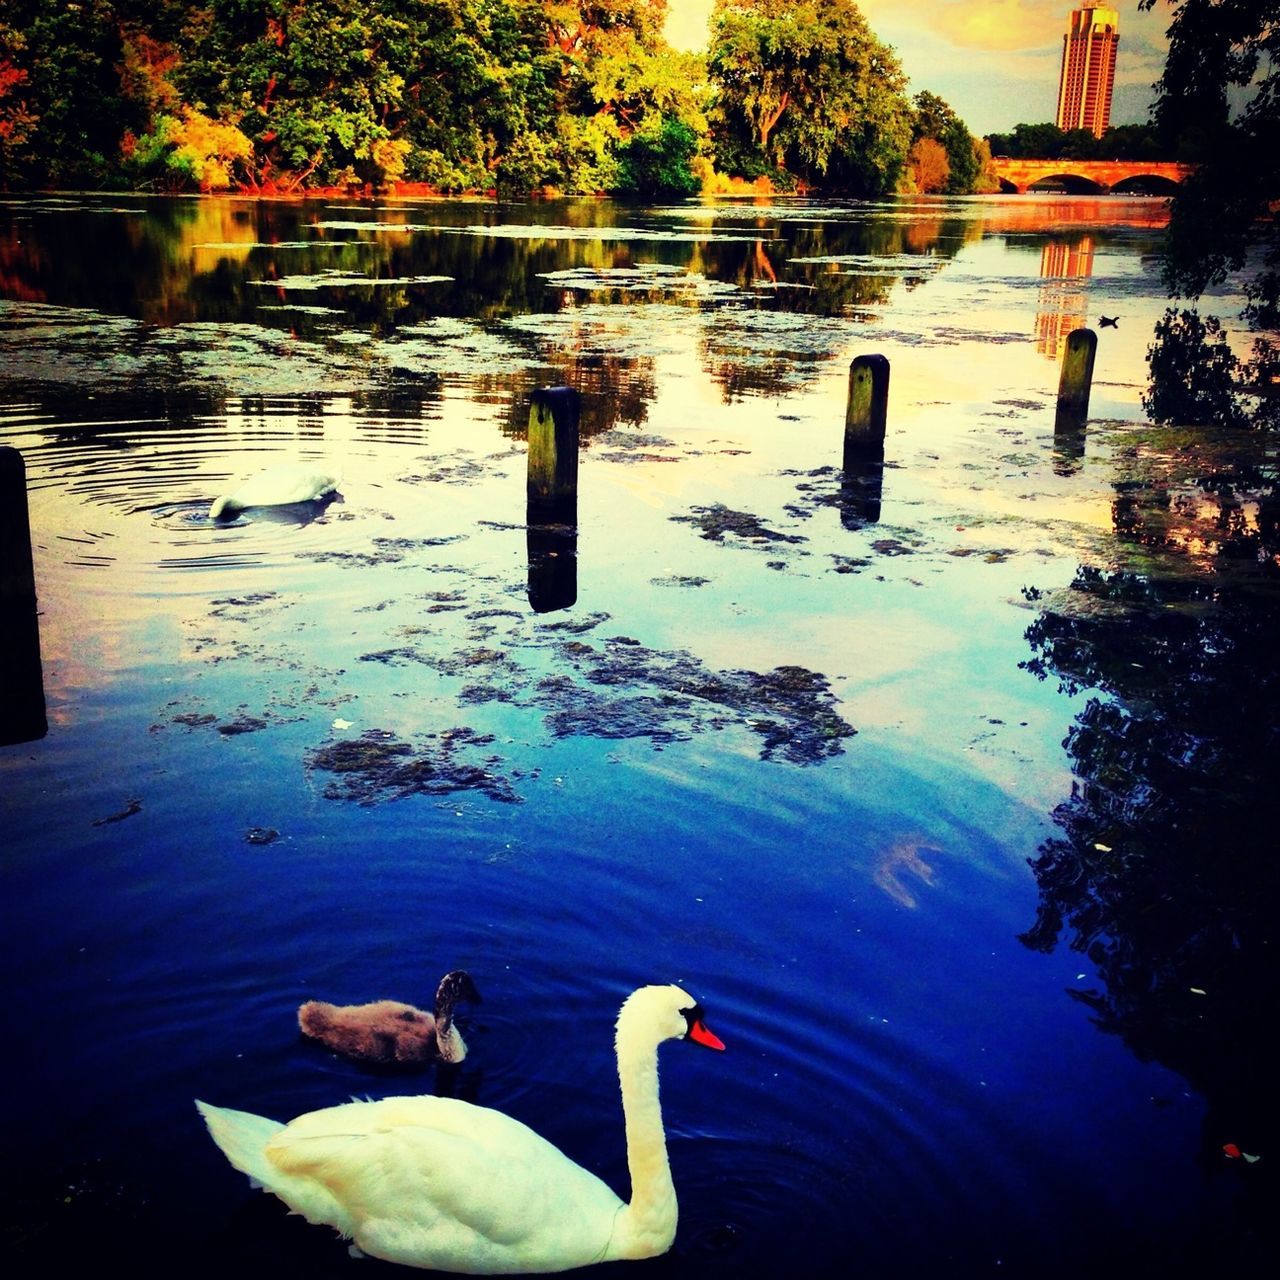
[209,462,342,520]
[196,983,725,1273]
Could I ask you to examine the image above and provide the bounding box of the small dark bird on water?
[1099,315,1119,328]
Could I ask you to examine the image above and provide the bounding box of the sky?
[663,1,1175,137]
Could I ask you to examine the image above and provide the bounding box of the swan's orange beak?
[688,1018,725,1051]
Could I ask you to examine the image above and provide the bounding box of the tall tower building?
[1056,7,1119,137]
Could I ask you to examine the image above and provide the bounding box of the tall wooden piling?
[1056,327,1097,427]
[526,386,580,520]
[844,354,890,451]
[842,355,889,527]
[0,446,48,745]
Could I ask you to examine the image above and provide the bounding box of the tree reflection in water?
[1019,426,1279,1255]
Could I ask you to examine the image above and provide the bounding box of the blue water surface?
[0,193,1266,1278]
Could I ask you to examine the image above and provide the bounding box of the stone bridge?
[990,158,1193,194]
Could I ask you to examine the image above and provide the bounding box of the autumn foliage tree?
[0,0,923,200]
[910,90,980,194]
[907,136,949,194]
[0,24,38,175]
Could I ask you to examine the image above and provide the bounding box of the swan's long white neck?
[608,997,679,1260]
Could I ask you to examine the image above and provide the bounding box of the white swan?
[209,461,341,520]
[298,969,481,1067]
[196,983,724,1273]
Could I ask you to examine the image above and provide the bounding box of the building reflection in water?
[1036,236,1095,360]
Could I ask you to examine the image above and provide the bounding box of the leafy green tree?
[1093,122,1162,161]
[987,120,1171,164]
[985,122,1067,160]
[175,0,556,192]
[123,108,254,190]
[1059,127,1100,160]
[390,0,559,191]
[543,1,669,118]
[179,0,417,189]
[1141,0,1279,332]
[615,113,699,198]
[0,0,136,186]
[494,126,563,195]
[542,0,669,54]
[1139,0,1279,429]
[707,0,911,194]
[533,1,708,196]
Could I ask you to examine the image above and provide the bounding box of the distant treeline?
[1,0,1005,198]
[986,121,1183,163]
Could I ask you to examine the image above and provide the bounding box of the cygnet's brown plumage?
[298,970,481,1067]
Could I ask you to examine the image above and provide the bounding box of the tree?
[0,0,136,186]
[985,121,1067,160]
[1059,126,1100,160]
[542,0,668,55]
[707,0,911,195]
[1139,0,1280,429]
[0,23,38,180]
[906,136,948,194]
[123,108,254,191]
[615,113,700,198]
[1141,0,1279,332]
[910,90,978,194]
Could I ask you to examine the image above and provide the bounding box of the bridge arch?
[1023,172,1107,195]
[1108,173,1180,196]
[990,158,1193,195]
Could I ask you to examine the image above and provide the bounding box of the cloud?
[667,2,1168,58]
[901,0,1061,51]
[860,1,1168,56]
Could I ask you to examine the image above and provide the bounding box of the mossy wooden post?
[1056,327,1097,428]
[527,386,580,522]
[844,354,890,455]
[0,446,48,744]
[842,355,889,527]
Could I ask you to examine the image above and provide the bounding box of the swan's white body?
[197,983,723,1273]
[209,462,341,520]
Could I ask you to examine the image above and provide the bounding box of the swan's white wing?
[229,462,340,507]
[266,1097,624,1274]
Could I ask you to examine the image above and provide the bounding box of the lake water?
[1,193,1275,1277]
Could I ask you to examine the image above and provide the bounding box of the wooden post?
[0,446,48,745]
[842,355,888,527]
[1056,327,1097,427]
[844,354,890,451]
[526,387,580,520]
